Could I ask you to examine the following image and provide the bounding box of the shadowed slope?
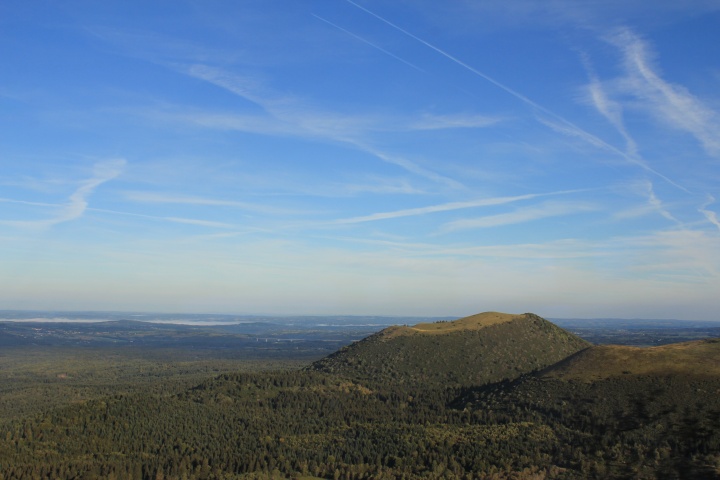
[309,312,591,389]
[457,338,720,477]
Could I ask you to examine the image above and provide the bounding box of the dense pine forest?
[2,313,720,479]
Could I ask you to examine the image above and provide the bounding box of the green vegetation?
[310,313,591,389]
[461,353,720,478]
[0,369,567,479]
[1,313,720,479]
[0,346,310,424]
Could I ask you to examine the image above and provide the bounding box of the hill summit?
[309,311,590,388]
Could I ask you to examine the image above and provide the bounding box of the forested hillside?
[310,312,590,389]
[1,314,719,479]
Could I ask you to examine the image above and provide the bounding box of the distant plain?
[2,310,719,424]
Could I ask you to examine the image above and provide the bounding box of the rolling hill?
[309,311,591,389]
[460,338,720,478]
[3,311,720,478]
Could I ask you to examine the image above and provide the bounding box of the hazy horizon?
[1,309,718,325]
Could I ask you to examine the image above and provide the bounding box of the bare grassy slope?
[541,338,720,381]
[379,311,521,339]
[413,311,519,331]
[310,312,591,389]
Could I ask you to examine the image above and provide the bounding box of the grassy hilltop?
[309,312,591,389]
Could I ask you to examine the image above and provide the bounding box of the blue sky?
[1,1,719,319]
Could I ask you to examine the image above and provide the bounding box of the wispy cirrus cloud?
[322,225,720,281]
[585,30,720,232]
[335,189,584,224]
[345,1,691,192]
[699,195,720,232]
[439,200,597,233]
[408,113,503,130]
[644,183,680,224]
[330,178,426,196]
[123,191,308,216]
[445,0,720,31]
[621,228,720,279]
[163,217,234,229]
[608,28,720,157]
[1,159,126,230]
[583,59,639,158]
[181,64,380,139]
[536,110,689,193]
[142,99,491,191]
[90,207,236,229]
[174,64,482,188]
[346,141,464,190]
[152,110,297,137]
[613,180,680,225]
[0,198,59,208]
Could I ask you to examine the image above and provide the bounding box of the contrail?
[344,0,551,112]
[345,0,690,193]
[312,14,425,73]
[336,188,587,224]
